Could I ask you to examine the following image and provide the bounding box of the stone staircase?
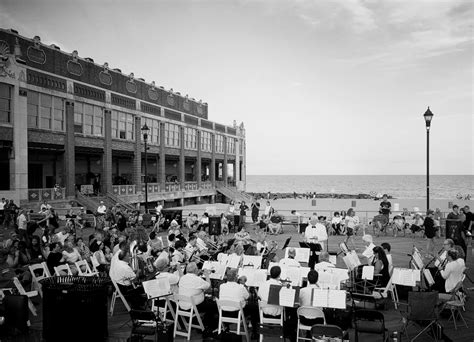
[216,185,253,203]
[105,192,135,211]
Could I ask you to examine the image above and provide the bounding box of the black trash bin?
[41,276,110,342]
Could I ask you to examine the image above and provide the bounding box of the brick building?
[0,28,246,208]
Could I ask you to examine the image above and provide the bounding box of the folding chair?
[399,291,441,341]
[12,277,38,317]
[296,306,325,341]
[441,277,468,330]
[258,300,283,342]
[353,309,388,342]
[75,260,98,276]
[129,309,157,342]
[54,264,73,276]
[109,278,131,316]
[216,299,250,342]
[311,324,344,340]
[90,254,100,273]
[28,262,51,297]
[173,294,204,340]
[150,296,177,326]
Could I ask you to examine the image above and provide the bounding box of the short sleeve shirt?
[380,201,391,215]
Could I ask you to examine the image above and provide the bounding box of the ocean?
[246,175,474,200]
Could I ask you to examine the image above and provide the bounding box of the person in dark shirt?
[116,212,127,232]
[424,210,436,256]
[239,201,249,229]
[46,242,65,275]
[379,194,391,216]
[446,205,467,259]
[463,205,473,236]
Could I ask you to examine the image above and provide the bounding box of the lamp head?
[423,107,434,129]
[141,123,150,140]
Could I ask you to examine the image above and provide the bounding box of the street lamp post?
[423,107,434,212]
[141,123,150,213]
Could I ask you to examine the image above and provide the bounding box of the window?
[200,131,212,152]
[27,91,64,131]
[215,134,224,153]
[184,127,197,150]
[75,102,103,136]
[112,110,134,140]
[0,83,12,124]
[141,117,160,145]
[239,139,244,155]
[165,123,180,147]
[226,137,235,154]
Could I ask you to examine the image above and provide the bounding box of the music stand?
[282,237,292,250]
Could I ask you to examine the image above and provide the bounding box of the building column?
[235,139,241,186]
[179,126,185,189]
[133,116,142,192]
[11,85,28,203]
[241,140,246,190]
[210,133,216,188]
[102,109,112,195]
[223,136,228,186]
[159,122,165,191]
[197,130,202,189]
[64,101,76,197]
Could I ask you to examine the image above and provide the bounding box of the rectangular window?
[27,91,64,131]
[215,134,224,153]
[184,127,197,150]
[141,117,160,145]
[0,83,12,123]
[200,131,212,152]
[112,110,134,140]
[75,102,103,136]
[239,139,244,155]
[165,122,180,148]
[227,137,235,154]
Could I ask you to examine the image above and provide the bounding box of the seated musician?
[299,270,320,307]
[361,234,376,264]
[258,265,283,317]
[196,231,208,253]
[279,248,301,267]
[439,249,465,295]
[372,246,390,287]
[109,249,146,309]
[256,233,269,255]
[147,231,163,256]
[168,220,181,236]
[381,243,393,274]
[234,226,251,244]
[155,258,181,294]
[219,268,259,339]
[314,252,335,271]
[268,211,283,235]
[172,240,186,264]
[178,262,217,337]
[184,235,199,261]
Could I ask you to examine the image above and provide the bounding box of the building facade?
[0,28,246,207]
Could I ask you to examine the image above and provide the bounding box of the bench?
[281,215,301,228]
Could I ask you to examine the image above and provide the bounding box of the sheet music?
[300,267,310,280]
[434,251,446,268]
[312,289,328,307]
[329,255,337,265]
[286,248,310,263]
[329,268,349,282]
[339,242,349,254]
[285,267,303,286]
[238,268,268,287]
[362,266,374,280]
[412,250,424,269]
[211,264,227,280]
[279,287,296,307]
[327,290,346,309]
[423,269,434,286]
[267,262,280,274]
[391,268,419,286]
[242,255,262,269]
[317,270,336,289]
[142,276,170,299]
[342,251,361,270]
[227,255,242,269]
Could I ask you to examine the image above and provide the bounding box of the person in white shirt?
[0,198,5,227]
[279,248,301,267]
[258,265,283,317]
[196,231,208,252]
[264,201,273,218]
[344,209,357,250]
[97,201,107,215]
[109,249,145,309]
[314,252,335,271]
[178,262,216,335]
[184,235,199,261]
[154,258,181,294]
[299,270,321,307]
[55,227,71,246]
[361,234,376,264]
[304,216,328,250]
[16,210,28,241]
[440,249,466,293]
[219,268,259,338]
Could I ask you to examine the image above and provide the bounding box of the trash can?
[41,276,110,342]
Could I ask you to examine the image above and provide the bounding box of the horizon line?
[247,174,473,176]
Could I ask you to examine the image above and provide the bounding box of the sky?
[1,0,472,175]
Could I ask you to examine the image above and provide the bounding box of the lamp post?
[423,107,434,212]
[141,123,150,213]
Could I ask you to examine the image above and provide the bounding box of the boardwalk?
[2,224,473,342]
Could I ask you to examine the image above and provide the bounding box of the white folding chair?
[54,264,73,276]
[29,262,52,297]
[173,294,205,340]
[296,306,325,341]
[75,260,98,276]
[258,300,284,342]
[90,254,100,273]
[13,277,38,316]
[150,296,177,326]
[217,299,250,342]
[109,278,131,316]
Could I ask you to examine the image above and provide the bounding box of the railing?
[28,187,66,202]
[106,191,135,211]
[112,184,136,196]
[184,182,198,191]
[140,183,160,194]
[165,183,181,192]
[201,182,213,190]
[76,191,100,212]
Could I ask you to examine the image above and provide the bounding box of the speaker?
[209,216,221,235]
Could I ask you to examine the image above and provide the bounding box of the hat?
[362,234,373,243]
